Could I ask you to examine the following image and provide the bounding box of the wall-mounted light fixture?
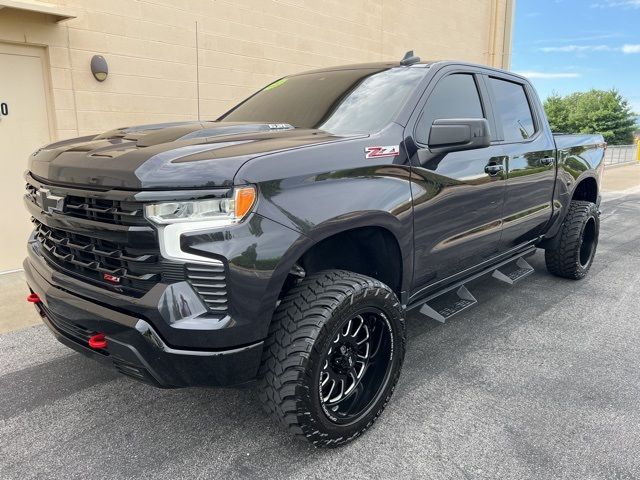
[90,55,108,82]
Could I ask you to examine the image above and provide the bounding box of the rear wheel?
[258,270,405,447]
[545,200,599,279]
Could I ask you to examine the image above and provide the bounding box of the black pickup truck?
[23,54,604,447]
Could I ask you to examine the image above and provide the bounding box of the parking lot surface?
[1,186,640,479]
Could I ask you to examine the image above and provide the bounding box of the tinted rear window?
[221,67,427,134]
[489,77,536,142]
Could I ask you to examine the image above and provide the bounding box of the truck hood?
[28,121,354,190]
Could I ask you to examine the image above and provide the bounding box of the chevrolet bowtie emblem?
[35,188,65,214]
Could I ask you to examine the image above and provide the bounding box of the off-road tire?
[257,270,405,448]
[545,200,599,280]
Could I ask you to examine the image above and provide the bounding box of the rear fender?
[542,171,601,247]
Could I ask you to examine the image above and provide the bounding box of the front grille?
[185,264,228,312]
[27,180,228,312]
[25,183,146,226]
[33,219,166,294]
[65,196,147,226]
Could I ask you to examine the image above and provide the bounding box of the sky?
[512,0,640,114]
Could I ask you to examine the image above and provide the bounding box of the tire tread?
[545,200,598,279]
[257,269,404,447]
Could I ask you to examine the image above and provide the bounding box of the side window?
[489,77,536,142]
[415,73,484,145]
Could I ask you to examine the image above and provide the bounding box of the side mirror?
[427,118,491,154]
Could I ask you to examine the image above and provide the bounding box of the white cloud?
[539,44,640,54]
[515,71,582,80]
[532,33,621,45]
[592,0,640,7]
[539,45,612,52]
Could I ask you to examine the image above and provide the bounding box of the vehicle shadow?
[3,252,572,479]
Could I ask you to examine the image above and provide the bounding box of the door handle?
[541,157,555,166]
[484,163,504,176]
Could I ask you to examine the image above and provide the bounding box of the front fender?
[230,124,414,331]
[181,210,412,344]
[180,214,307,344]
[252,166,414,292]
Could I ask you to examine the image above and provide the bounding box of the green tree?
[543,89,637,145]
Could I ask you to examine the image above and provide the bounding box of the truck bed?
[553,133,606,151]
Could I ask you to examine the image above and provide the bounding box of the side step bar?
[492,257,534,285]
[419,285,477,323]
[410,247,536,323]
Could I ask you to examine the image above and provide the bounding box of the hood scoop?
[135,122,294,148]
[27,119,343,190]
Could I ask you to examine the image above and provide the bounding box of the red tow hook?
[88,333,108,350]
[27,293,41,304]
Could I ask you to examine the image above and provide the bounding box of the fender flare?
[255,211,412,328]
[542,172,600,248]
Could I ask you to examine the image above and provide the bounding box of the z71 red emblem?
[365,145,400,159]
[103,273,121,284]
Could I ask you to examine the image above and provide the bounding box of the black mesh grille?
[65,196,147,226]
[32,218,176,295]
[185,263,228,312]
[27,181,226,311]
[26,183,146,226]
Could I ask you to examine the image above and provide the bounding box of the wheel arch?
[297,225,404,294]
[542,172,600,249]
[571,175,599,203]
[256,213,411,335]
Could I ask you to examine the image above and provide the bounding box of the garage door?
[0,43,53,272]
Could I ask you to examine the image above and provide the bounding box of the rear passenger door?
[486,75,556,249]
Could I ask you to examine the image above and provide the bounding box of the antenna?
[400,50,420,66]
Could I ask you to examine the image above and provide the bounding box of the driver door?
[407,70,507,293]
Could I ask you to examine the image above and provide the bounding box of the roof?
[286,60,523,80]
[289,61,436,76]
[0,0,75,22]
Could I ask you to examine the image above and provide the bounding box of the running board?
[419,285,477,323]
[410,247,536,323]
[491,258,534,285]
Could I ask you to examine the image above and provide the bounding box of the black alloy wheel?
[545,200,600,279]
[318,310,393,424]
[258,270,405,447]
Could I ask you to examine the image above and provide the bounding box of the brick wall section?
[0,0,514,140]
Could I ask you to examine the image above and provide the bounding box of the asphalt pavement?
[1,187,640,479]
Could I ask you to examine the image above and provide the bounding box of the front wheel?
[258,270,406,447]
[545,200,600,280]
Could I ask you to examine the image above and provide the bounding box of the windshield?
[220,67,427,134]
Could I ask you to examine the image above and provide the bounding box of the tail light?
[599,142,607,180]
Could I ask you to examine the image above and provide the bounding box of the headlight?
[144,186,256,225]
[148,186,257,266]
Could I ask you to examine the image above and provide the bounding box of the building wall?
[0,0,514,141]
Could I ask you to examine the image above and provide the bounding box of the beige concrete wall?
[0,0,514,141]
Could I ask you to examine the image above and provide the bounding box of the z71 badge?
[365,145,400,159]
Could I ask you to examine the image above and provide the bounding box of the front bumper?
[24,257,263,388]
